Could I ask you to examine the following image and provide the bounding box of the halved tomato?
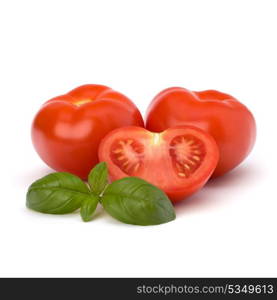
[98,126,219,202]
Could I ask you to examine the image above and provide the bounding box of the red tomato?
[146,88,256,177]
[32,84,144,179]
[98,126,219,202]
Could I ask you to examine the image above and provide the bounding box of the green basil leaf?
[101,177,176,225]
[26,172,91,214]
[80,194,99,222]
[88,162,108,196]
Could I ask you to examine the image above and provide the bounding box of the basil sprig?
[26,162,176,225]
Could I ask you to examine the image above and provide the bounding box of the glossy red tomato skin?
[98,126,219,202]
[32,84,144,179]
[146,88,256,177]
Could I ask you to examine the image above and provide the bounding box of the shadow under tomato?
[174,162,262,214]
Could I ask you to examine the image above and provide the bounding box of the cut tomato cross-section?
[99,126,219,202]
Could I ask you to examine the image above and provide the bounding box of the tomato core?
[152,132,162,145]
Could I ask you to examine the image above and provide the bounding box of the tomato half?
[98,126,219,202]
[146,87,256,177]
[32,84,144,179]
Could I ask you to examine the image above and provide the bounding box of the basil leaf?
[26,172,91,214]
[88,162,108,196]
[80,194,99,222]
[101,177,176,225]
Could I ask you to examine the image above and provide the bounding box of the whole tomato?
[146,87,256,177]
[32,84,144,179]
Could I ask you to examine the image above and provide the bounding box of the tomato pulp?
[32,84,144,178]
[146,87,256,177]
[98,126,219,202]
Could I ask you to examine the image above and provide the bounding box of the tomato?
[32,84,144,179]
[146,87,256,177]
[98,126,219,202]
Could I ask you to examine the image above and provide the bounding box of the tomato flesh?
[111,139,144,175]
[99,126,219,202]
[169,134,206,178]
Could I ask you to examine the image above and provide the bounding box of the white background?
[0,0,276,277]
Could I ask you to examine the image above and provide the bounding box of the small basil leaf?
[80,194,99,222]
[88,162,108,196]
[26,172,91,214]
[102,177,176,225]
